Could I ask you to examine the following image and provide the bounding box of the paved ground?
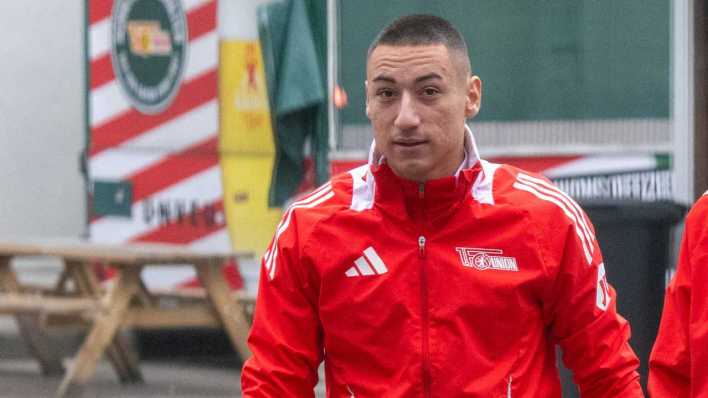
[0,331,327,398]
[0,319,328,398]
[0,357,242,398]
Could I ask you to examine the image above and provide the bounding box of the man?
[649,191,708,397]
[242,14,643,397]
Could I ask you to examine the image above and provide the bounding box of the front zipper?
[419,233,431,397]
[417,182,431,397]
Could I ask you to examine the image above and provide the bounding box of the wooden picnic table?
[0,237,254,397]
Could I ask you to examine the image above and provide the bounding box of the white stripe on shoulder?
[517,173,595,244]
[704,190,708,196]
[512,178,593,265]
[265,184,333,266]
[471,160,500,205]
[262,182,332,265]
[350,165,376,211]
[264,185,335,280]
[296,181,334,203]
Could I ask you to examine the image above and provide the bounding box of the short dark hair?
[368,14,471,71]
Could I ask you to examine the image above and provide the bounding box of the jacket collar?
[368,125,481,175]
[349,125,497,215]
[359,126,483,225]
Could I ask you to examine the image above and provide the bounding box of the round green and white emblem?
[111,0,188,114]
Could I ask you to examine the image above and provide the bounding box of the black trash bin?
[558,200,685,397]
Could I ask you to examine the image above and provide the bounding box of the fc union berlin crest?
[111,0,188,114]
[455,247,519,272]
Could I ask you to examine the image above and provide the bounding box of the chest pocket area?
[432,250,531,366]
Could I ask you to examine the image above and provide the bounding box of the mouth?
[393,139,427,148]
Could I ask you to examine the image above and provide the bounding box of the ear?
[364,80,371,119]
[464,76,482,119]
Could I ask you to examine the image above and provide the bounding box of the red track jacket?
[649,192,708,398]
[242,129,642,397]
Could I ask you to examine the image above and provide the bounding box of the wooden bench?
[0,293,99,315]
[0,238,254,397]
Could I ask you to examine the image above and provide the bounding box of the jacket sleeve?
[647,231,691,398]
[541,206,643,397]
[241,211,323,397]
[649,196,708,398]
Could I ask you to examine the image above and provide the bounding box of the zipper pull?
[418,182,425,199]
[418,235,426,258]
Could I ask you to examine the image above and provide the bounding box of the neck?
[391,149,466,183]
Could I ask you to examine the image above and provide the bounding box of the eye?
[422,87,440,96]
[376,88,395,98]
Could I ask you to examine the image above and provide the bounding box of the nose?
[394,92,421,130]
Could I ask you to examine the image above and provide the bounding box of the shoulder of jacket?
[496,164,599,266]
[489,165,553,206]
[686,194,708,226]
[283,167,359,224]
[491,164,583,225]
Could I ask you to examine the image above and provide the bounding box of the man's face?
[366,44,481,182]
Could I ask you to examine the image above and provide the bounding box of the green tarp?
[258,0,329,207]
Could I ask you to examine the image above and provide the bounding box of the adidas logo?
[345,246,388,277]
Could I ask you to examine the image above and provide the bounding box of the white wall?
[0,1,86,237]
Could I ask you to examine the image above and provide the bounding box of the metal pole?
[671,0,695,204]
[694,0,708,195]
[326,0,339,152]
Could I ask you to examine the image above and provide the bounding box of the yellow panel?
[219,40,275,155]
[219,40,281,255]
[220,155,282,255]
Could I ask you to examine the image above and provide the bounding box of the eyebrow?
[414,73,443,84]
[371,72,444,84]
[371,74,396,84]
